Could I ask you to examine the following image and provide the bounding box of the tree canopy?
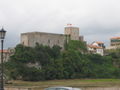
[4,41,120,81]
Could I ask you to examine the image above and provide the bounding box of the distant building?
[111,37,120,46]
[88,41,105,56]
[21,32,69,49]
[106,46,120,50]
[92,41,105,48]
[0,48,15,63]
[0,50,10,63]
[64,25,79,40]
[21,24,84,49]
[106,37,120,50]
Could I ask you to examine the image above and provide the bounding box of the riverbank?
[6,79,120,89]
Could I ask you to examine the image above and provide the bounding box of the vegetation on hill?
[4,40,120,81]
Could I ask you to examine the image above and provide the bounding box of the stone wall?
[64,27,79,40]
[21,33,29,46]
[21,26,84,49]
[21,32,69,49]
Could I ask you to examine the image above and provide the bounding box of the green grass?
[6,79,120,89]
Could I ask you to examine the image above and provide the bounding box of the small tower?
[64,24,79,40]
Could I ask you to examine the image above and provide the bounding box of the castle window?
[58,40,59,44]
[48,40,50,44]
[22,42,24,45]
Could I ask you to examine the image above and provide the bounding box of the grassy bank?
[6,79,120,89]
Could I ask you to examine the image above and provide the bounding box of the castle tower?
[64,24,79,40]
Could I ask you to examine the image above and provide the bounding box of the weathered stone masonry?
[21,26,84,49]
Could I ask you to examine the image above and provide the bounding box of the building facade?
[21,32,69,49]
[106,37,120,50]
[64,26,79,40]
[88,41,105,56]
[21,25,84,49]
[111,37,120,46]
[0,50,9,63]
[0,48,15,63]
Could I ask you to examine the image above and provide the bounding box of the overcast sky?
[0,0,120,48]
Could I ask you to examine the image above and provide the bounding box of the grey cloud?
[0,0,120,48]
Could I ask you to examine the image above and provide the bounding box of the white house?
[88,41,105,56]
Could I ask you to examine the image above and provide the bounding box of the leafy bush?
[4,41,120,81]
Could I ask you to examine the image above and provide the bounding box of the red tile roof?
[0,50,9,53]
[88,45,103,49]
[111,37,120,39]
[95,41,104,44]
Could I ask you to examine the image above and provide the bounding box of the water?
[5,87,120,90]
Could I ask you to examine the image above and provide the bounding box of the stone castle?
[21,25,84,49]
